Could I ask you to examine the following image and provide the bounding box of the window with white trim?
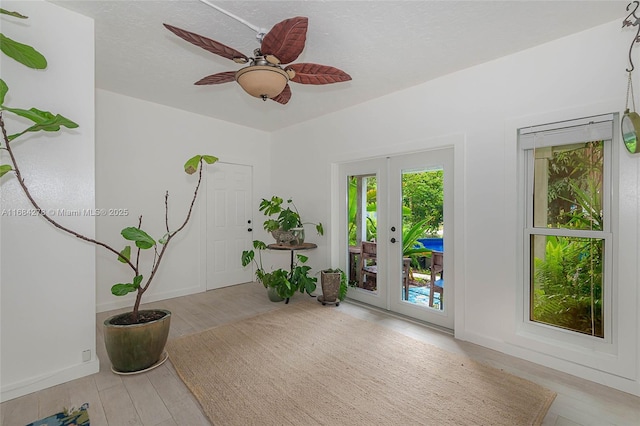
[520,115,613,339]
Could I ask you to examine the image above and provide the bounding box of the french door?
[338,148,454,329]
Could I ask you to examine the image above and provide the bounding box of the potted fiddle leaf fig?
[0,8,218,373]
[259,196,324,245]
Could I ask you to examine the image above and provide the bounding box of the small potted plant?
[259,196,323,245]
[242,240,317,303]
[319,268,348,306]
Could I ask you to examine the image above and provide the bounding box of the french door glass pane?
[400,168,444,309]
[347,174,378,293]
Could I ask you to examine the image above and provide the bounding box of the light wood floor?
[2,282,639,426]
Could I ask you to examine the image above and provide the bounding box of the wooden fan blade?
[271,84,292,104]
[163,23,248,63]
[287,63,352,85]
[195,71,236,85]
[261,17,308,65]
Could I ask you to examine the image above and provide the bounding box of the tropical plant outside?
[348,171,443,269]
[402,170,443,235]
[348,171,442,238]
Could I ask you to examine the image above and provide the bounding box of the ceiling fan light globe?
[235,65,288,99]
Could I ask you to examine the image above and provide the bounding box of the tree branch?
[0,113,137,272]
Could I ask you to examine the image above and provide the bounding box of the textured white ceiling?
[51,0,628,131]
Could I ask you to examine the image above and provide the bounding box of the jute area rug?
[167,301,555,425]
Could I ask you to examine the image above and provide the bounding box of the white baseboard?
[457,330,640,398]
[96,285,204,313]
[1,359,99,403]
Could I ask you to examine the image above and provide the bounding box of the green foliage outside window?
[532,235,603,337]
[531,141,604,337]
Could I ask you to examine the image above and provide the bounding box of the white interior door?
[206,163,253,290]
[338,148,454,329]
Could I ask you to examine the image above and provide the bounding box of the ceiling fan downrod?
[198,0,266,44]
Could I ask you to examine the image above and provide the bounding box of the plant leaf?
[133,275,143,287]
[121,227,155,249]
[241,250,254,267]
[158,233,169,245]
[184,155,201,175]
[202,155,218,164]
[0,79,7,105]
[279,208,299,230]
[2,106,53,123]
[0,164,13,178]
[2,106,78,127]
[0,9,28,19]
[117,245,131,263]
[3,108,78,141]
[259,196,283,216]
[253,240,267,250]
[263,219,280,232]
[111,283,138,296]
[0,33,47,69]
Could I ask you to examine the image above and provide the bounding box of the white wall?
[0,1,97,401]
[95,90,272,312]
[271,20,640,396]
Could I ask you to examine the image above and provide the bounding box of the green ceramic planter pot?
[267,286,284,302]
[103,309,171,373]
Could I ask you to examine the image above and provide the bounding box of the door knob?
[248,228,253,232]
[390,237,396,243]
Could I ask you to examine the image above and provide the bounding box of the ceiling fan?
[163,16,352,104]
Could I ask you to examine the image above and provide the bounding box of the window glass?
[522,117,611,340]
[530,235,604,337]
[533,141,603,231]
